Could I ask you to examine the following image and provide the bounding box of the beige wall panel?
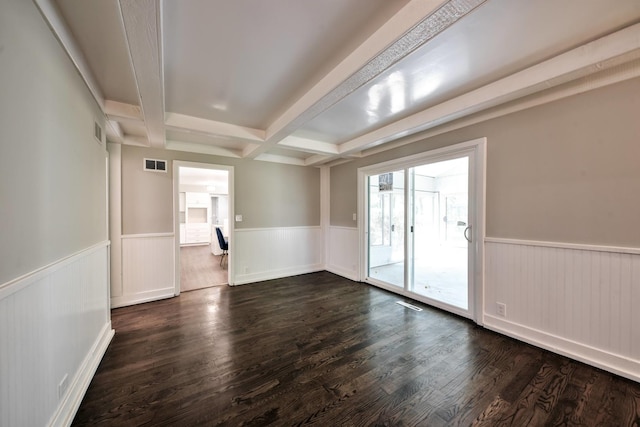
[331,77,640,247]
[235,160,320,228]
[0,0,107,284]
[121,146,320,234]
[121,147,174,234]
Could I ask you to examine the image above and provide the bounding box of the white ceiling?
[46,0,640,167]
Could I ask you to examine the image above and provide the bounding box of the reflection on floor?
[180,245,227,292]
[369,246,467,309]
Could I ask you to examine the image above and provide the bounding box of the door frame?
[173,161,235,295]
[357,137,486,324]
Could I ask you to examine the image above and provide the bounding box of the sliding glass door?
[363,140,483,319]
[409,157,469,310]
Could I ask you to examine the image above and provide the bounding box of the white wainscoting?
[485,238,640,382]
[326,226,359,281]
[233,226,323,285]
[113,233,175,308]
[0,242,113,427]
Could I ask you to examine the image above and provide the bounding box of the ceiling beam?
[104,100,143,122]
[254,154,306,166]
[243,0,486,159]
[277,136,339,155]
[165,112,265,142]
[331,22,640,158]
[118,0,165,149]
[122,135,150,146]
[105,120,124,144]
[165,140,243,158]
[304,154,333,167]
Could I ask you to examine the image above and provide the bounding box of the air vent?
[144,158,168,172]
[395,301,422,311]
[94,121,103,144]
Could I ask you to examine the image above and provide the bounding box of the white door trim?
[357,137,486,324]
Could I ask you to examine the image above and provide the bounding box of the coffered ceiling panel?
[293,0,640,145]
[55,0,139,105]
[162,0,410,129]
[43,0,640,166]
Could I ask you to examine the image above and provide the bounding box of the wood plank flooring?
[180,245,227,292]
[73,272,640,426]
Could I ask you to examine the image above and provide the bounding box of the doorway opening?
[359,138,485,321]
[173,162,234,294]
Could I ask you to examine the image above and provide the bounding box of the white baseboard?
[233,226,323,286]
[48,322,114,427]
[111,286,175,308]
[325,265,359,282]
[233,264,324,286]
[484,314,640,383]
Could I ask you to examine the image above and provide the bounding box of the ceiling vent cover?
[144,158,167,172]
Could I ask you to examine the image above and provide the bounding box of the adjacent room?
[178,166,230,292]
[2,0,640,425]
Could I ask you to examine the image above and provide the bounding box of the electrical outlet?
[496,302,506,317]
[244,266,249,273]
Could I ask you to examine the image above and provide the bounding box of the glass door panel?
[368,170,405,288]
[410,157,469,310]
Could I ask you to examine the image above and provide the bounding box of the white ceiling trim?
[245,0,484,159]
[304,154,332,167]
[278,136,339,156]
[165,140,242,158]
[105,120,124,144]
[33,0,105,108]
[122,135,151,147]
[241,143,261,158]
[104,100,143,122]
[118,0,165,149]
[307,152,364,167]
[164,112,265,142]
[254,153,306,166]
[333,23,640,158]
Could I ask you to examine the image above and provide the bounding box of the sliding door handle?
[464,225,472,243]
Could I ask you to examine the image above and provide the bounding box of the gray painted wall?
[121,146,320,234]
[0,0,108,285]
[330,77,640,248]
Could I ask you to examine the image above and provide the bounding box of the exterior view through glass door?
[368,170,405,288]
[409,157,468,310]
[366,149,475,317]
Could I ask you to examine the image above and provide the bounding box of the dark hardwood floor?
[73,272,640,426]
